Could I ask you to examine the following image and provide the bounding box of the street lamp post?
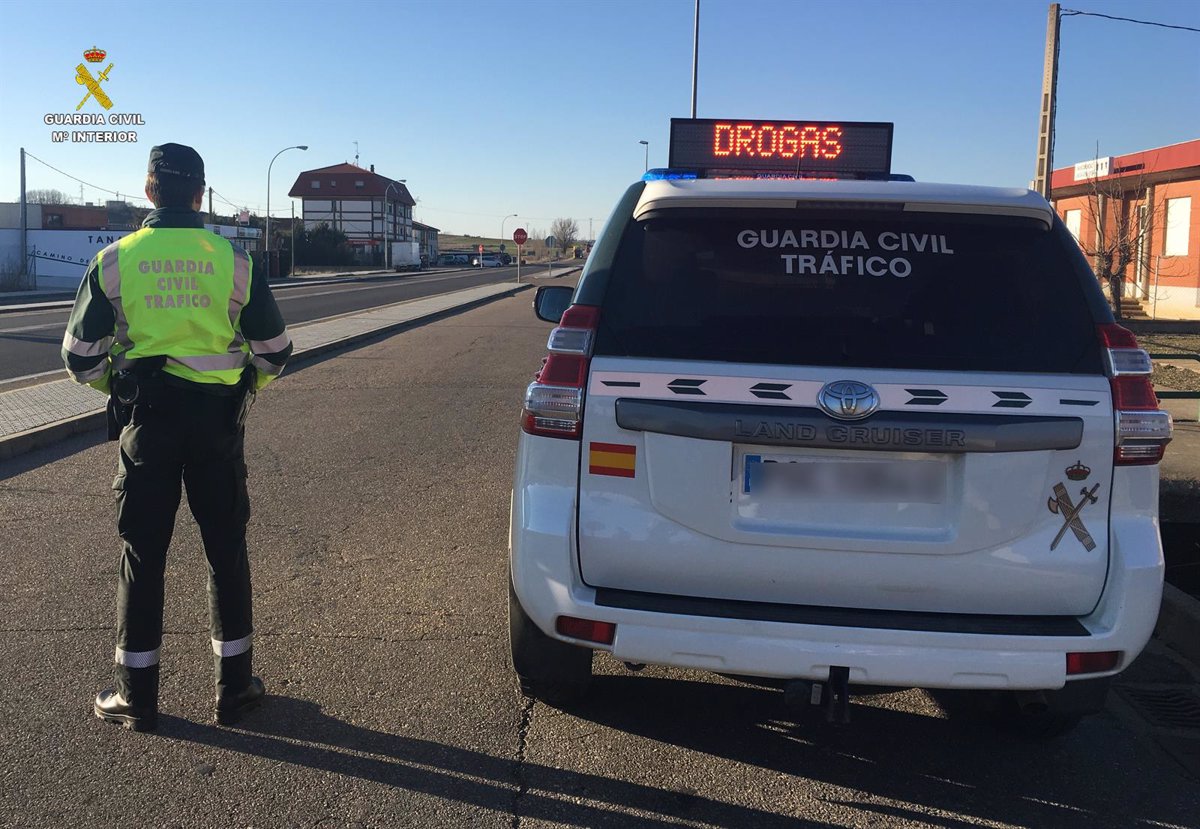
[639,140,649,173]
[266,144,307,276]
[500,213,517,260]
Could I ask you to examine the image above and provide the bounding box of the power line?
[23,150,289,215]
[1061,9,1200,33]
[24,150,574,227]
[23,150,153,205]
[208,188,251,212]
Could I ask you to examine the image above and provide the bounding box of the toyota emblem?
[817,380,880,421]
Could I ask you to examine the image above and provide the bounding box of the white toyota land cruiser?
[509,119,1172,736]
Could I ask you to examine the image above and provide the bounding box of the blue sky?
[0,0,1196,238]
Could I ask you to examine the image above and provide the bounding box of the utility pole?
[1033,3,1061,201]
[690,0,700,118]
[19,147,29,289]
[208,187,214,224]
[290,201,296,278]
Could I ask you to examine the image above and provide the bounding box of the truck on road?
[390,241,422,272]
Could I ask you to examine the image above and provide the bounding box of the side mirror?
[533,285,573,323]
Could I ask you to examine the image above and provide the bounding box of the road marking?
[0,322,65,334]
[274,271,517,303]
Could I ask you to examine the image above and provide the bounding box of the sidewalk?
[0,278,550,460]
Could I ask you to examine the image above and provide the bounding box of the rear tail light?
[556,615,617,645]
[1066,650,1121,675]
[522,305,600,440]
[1097,324,1172,465]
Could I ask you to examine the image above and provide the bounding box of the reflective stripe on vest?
[108,227,252,387]
[62,331,114,358]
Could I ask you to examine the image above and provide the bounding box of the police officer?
[62,143,292,731]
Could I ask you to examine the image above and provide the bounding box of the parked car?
[508,125,1172,738]
[473,255,504,267]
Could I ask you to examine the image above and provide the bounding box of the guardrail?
[1150,354,1200,421]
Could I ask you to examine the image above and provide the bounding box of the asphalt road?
[1,277,1197,828]
[0,265,528,384]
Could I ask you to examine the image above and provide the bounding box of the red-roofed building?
[1050,139,1200,319]
[288,162,415,264]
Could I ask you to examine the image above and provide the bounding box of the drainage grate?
[1121,688,1200,730]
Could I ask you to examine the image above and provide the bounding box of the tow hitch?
[784,666,852,724]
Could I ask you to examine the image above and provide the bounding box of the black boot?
[215,650,264,725]
[95,665,159,732]
[215,676,264,725]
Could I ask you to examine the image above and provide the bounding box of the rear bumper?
[509,433,1164,691]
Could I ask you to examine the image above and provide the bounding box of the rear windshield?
[595,211,1105,374]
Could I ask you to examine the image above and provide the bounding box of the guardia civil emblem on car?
[817,380,880,421]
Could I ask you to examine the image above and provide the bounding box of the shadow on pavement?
[0,429,105,481]
[560,675,1198,829]
[160,695,831,829]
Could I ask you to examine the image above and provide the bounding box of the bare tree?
[550,218,579,251]
[1066,162,1167,321]
[26,188,72,204]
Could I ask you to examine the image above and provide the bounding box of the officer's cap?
[147,143,205,184]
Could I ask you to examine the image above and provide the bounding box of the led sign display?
[669,118,894,177]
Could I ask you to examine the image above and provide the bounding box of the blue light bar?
[642,168,698,181]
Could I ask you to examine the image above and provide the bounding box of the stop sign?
[513,228,528,246]
[477,244,484,254]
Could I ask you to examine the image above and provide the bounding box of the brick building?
[1051,139,1200,319]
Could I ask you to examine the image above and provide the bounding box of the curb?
[0,409,106,462]
[0,283,532,461]
[1156,583,1200,667]
[287,282,531,366]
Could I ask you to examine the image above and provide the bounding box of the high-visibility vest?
[98,227,253,388]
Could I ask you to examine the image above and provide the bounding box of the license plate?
[742,453,946,504]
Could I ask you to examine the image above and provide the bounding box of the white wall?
[0,226,257,291]
[0,228,132,289]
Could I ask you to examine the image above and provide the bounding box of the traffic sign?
[545,235,556,248]
[513,228,528,246]
[477,244,484,254]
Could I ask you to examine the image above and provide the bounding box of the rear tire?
[509,577,592,704]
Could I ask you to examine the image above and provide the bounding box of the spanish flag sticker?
[589,442,636,478]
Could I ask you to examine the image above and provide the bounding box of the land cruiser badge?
[1047,483,1100,552]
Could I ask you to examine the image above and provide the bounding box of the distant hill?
[438,233,556,261]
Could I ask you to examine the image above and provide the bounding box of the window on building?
[1164,197,1191,256]
[46,213,63,228]
[310,181,320,190]
[355,180,364,188]
[1064,209,1081,242]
